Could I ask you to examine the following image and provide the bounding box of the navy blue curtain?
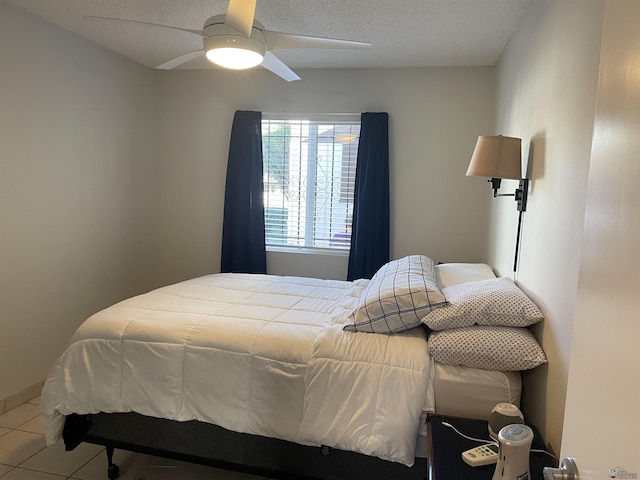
[220,110,267,274]
[347,112,390,281]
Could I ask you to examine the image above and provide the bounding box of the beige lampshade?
[466,135,522,180]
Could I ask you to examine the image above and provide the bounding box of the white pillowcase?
[423,277,544,331]
[428,326,547,371]
[434,262,496,289]
[344,255,447,333]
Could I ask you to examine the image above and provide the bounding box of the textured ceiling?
[4,0,530,71]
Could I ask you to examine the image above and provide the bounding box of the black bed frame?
[63,412,427,480]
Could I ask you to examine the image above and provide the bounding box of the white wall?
[0,3,157,400]
[152,67,495,286]
[491,0,604,453]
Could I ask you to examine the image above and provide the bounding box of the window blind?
[262,117,360,250]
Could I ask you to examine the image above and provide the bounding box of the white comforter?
[41,273,432,466]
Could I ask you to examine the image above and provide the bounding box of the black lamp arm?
[488,177,529,212]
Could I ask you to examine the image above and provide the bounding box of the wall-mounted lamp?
[466,135,529,212]
[466,135,530,271]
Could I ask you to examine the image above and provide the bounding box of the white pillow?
[423,277,544,331]
[344,255,447,333]
[428,326,547,371]
[435,263,496,289]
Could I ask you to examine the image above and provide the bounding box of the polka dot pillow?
[344,255,447,333]
[422,277,543,331]
[428,326,547,371]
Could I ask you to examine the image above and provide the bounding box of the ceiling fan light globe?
[206,47,263,69]
[203,29,266,70]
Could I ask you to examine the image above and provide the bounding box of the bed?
[40,256,546,480]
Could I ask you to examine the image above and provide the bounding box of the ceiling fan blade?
[84,15,204,37]
[264,31,371,51]
[260,52,300,82]
[156,50,204,70]
[224,0,257,37]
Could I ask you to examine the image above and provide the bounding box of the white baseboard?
[0,380,43,415]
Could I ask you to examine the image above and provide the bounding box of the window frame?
[262,113,360,255]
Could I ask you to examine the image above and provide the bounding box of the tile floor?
[0,397,271,480]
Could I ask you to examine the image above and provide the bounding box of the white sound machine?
[492,424,534,480]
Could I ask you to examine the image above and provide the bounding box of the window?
[262,115,360,252]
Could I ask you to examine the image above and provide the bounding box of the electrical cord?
[441,421,558,462]
[532,449,558,462]
[441,422,496,445]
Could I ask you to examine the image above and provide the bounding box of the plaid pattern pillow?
[344,255,447,333]
[422,277,544,331]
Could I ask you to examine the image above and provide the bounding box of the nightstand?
[427,415,555,480]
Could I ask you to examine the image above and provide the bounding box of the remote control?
[461,443,499,466]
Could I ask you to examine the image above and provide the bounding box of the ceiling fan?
[86,0,371,82]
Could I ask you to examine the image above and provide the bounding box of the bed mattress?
[432,363,521,418]
[41,273,431,467]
